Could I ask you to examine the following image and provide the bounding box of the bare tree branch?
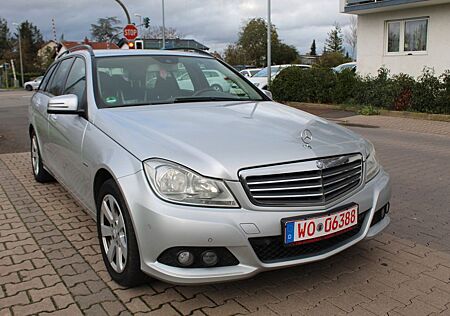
[142,26,183,39]
[344,16,357,58]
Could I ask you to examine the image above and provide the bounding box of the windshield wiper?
[172,96,244,103]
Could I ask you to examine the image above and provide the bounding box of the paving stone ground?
[1,115,450,316]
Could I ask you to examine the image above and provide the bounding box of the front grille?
[249,211,367,263]
[241,154,363,207]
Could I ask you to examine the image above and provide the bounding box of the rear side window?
[64,58,86,106]
[46,58,74,96]
[38,64,57,91]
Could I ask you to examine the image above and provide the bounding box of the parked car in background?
[240,68,262,77]
[24,76,43,91]
[333,62,357,73]
[178,69,231,92]
[29,47,390,286]
[249,64,311,90]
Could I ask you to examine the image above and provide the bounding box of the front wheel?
[25,85,33,91]
[211,84,223,92]
[31,133,54,183]
[97,179,146,287]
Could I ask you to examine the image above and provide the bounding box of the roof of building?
[62,40,119,50]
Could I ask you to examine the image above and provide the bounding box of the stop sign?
[123,24,138,41]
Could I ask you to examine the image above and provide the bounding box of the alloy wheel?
[31,136,39,175]
[100,194,128,273]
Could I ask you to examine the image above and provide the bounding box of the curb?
[287,102,450,122]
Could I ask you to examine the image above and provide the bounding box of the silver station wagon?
[29,46,391,286]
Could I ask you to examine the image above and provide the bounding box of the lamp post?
[13,23,24,88]
[162,0,166,49]
[134,13,142,36]
[267,0,272,89]
[114,0,131,24]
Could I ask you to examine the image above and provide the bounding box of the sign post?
[123,24,138,41]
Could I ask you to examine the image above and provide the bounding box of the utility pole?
[162,0,166,49]
[267,0,272,89]
[13,23,24,87]
[10,59,18,88]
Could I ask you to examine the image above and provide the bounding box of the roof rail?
[162,47,217,59]
[57,44,95,59]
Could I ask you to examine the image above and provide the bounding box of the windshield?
[95,55,265,108]
[253,66,281,78]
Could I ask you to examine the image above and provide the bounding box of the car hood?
[94,101,367,181]
[248,77,268,87]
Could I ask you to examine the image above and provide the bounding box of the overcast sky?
[2,0,352,54]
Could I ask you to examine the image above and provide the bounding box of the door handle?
[49,114,58,121]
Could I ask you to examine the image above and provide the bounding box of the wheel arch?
[93,168,115,203]
[29,124,35,137]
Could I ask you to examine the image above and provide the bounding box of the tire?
[211,84,223,92]
[31,133,54,183]
[96,179,146,287]
[25,85,33,91]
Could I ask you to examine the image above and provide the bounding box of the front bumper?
[118,167,391,284]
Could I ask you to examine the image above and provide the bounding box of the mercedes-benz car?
[29,46,391,286]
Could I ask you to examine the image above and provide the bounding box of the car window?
[46,58,74,96]
[95,55,264,108]
[64,58,86,107]
[38,64,57,91]
[254,66,280,77]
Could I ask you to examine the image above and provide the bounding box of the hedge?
[271,66,450,115]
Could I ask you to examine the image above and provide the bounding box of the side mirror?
[47,94,83,115]
[262,89,273,100]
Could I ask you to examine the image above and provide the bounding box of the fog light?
[386,203,390,214]
[177,251,194,267]
[202,251,218,267]
[380,207,386,219]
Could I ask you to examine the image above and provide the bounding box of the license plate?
[283,205,359,246]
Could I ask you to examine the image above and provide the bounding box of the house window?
[404,20,428,52]
[387,22,401,53]
[386,18,428,54]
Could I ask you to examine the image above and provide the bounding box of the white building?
[340,0,450,77]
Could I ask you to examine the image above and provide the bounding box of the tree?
[224,44,247,66]
[90,17,121,42]
[310,39,317,56]
[142,26,183,39]
[316,51,351,68]
[224,18,298,67]
[273,43,299,65]
[325,23,344,53]
[237,18,280,67]
[13,21,44,73]
[0,18,11,61]
[345,16,357,59]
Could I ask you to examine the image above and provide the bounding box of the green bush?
[271,66,336,104]
[272,66,450,115]
[334,69,358,104]
[411,68,442,113]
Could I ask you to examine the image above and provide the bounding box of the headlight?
[143,159,238,208]
[365,142,380,182]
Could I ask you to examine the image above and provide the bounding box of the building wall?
[357,3,450,77]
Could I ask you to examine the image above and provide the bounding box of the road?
[0,90,32,154]
[1,91,449,315]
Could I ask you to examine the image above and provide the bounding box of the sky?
[2,0,353,55]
